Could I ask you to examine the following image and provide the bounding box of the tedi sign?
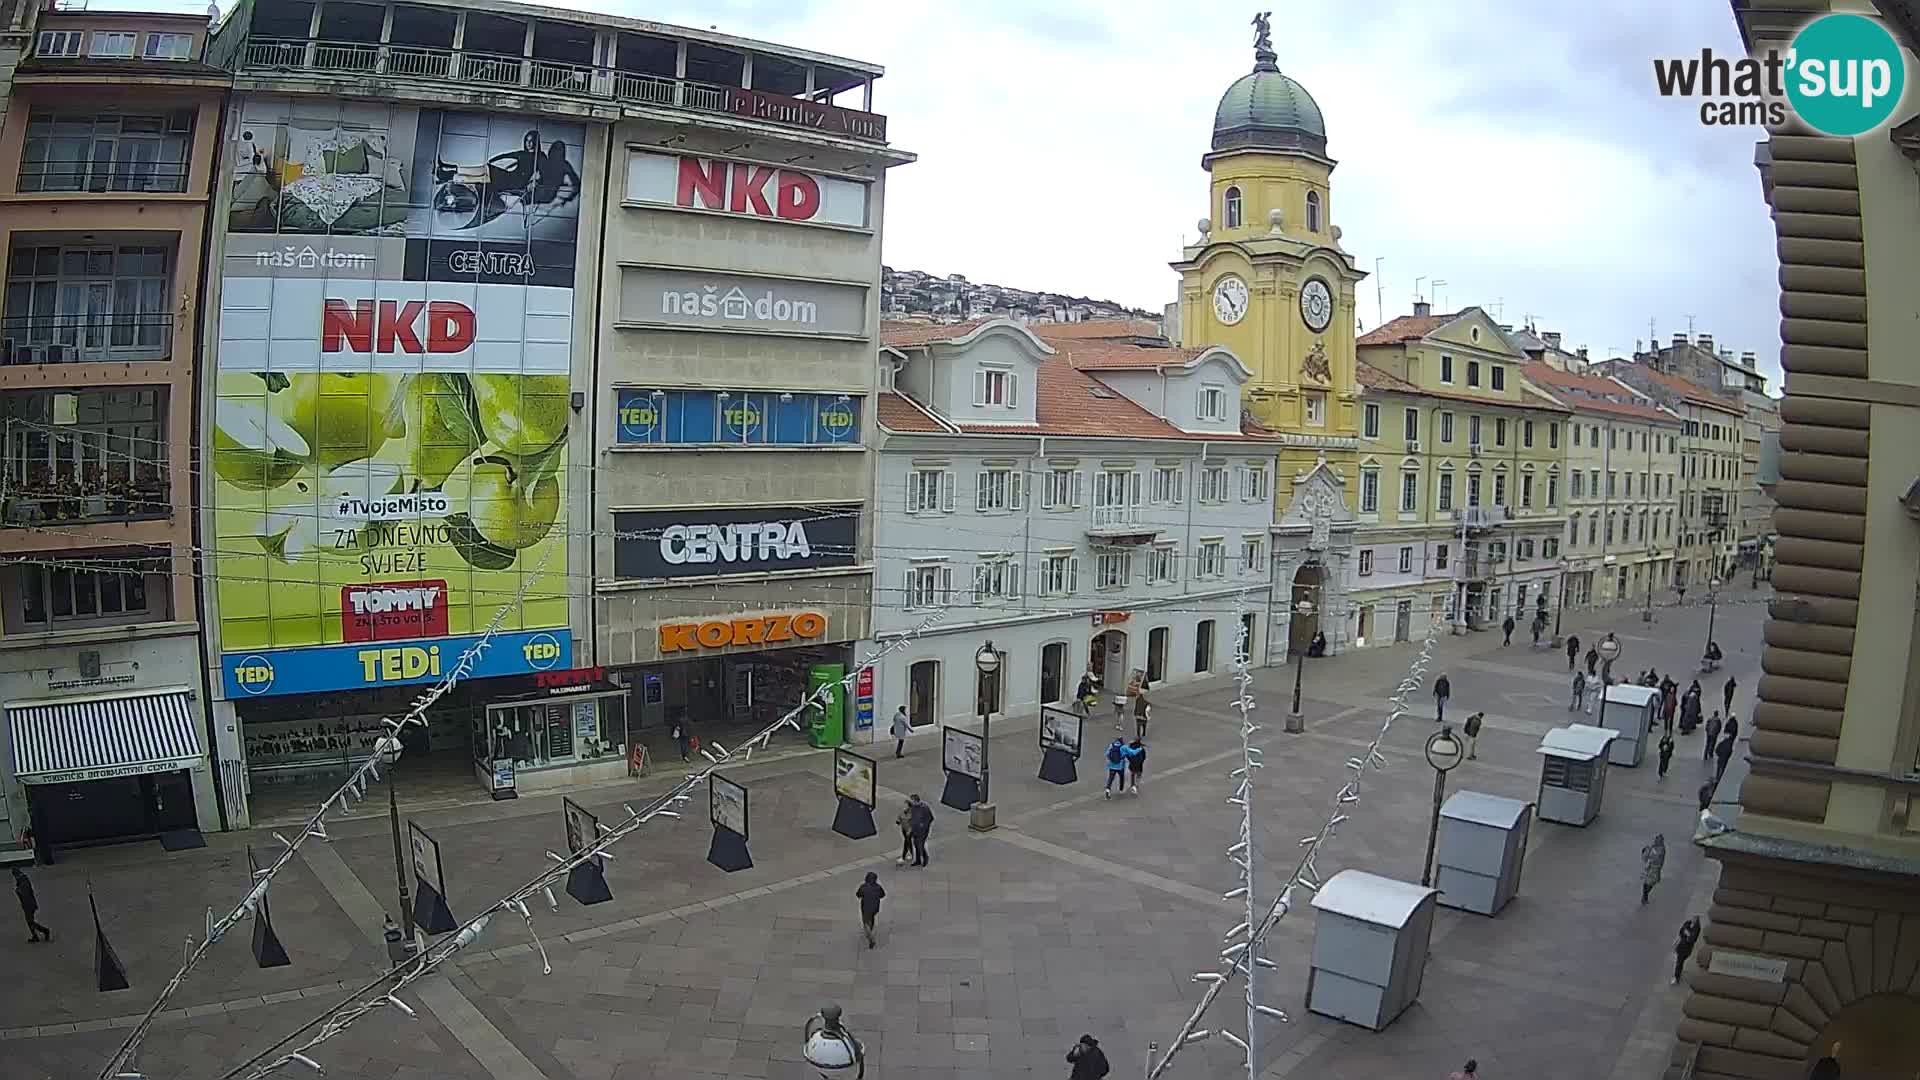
[613,505,859,580]
[624,151,870,229]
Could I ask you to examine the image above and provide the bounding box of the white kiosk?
[1306,870,1439,1031]
[1597,684,1658,766]
[1536,724,1617,826]
[1434,791,1534,916]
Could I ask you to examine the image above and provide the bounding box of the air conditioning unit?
[1406,439,1422,453]
[1469,442,1483,457]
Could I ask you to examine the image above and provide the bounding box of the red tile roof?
[1029,319,1163,341]
[1355,362,1418,393]
[1354,362,1571,413]
[1630,366,1744,415]
[879,319,995,347]
[1356,312,1455,346]
[1052,339,1210,371]
[875,391,953,433]
[1519,364,1680,424]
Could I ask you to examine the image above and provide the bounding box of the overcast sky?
[153,0,1783,380]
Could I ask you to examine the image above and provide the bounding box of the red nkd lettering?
[675,156,728,211]
[321,300,475,354]
[777,170,821,220]
[671,155,823,222]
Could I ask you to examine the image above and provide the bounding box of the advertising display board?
[833,748,876,807]
[709,774,749,839]
[611,505,859,580]
[213,99,581,691]
[613,388,859,446]
[942,726,982,779]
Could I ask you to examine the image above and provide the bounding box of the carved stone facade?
[1270,457,1357,665]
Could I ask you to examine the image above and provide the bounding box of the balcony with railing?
[5,242,179,366]
[17,160,190,196]
[221,3,887,144]
[1,387,172,530]
[1087,503,1160,545]
[2,314,175,365]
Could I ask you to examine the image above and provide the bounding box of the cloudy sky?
[154,0,1782,378]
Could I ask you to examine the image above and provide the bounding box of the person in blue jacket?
[1103,738,1137,799]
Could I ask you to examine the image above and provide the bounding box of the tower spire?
[1251,11,1278,71]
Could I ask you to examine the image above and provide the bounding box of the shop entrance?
[1395,600,1412,643]
[1146,627,1168,683]
[908,660,939,729]
[1039,642,1066,706]
[1090,629,1128,683]
[29,770,195,847]
[620,644,854,764]
[1240,613,1257,661]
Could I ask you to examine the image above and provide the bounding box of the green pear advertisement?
[214,100,581,670]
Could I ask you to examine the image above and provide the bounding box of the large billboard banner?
[214,100,582,679]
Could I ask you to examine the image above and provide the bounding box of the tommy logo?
[341,580,449,642]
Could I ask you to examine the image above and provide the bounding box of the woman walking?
[894,799,915,867]
[1641,834,1667,905]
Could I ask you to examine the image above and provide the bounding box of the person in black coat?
[907,794,934,867]
[1672,916,1702,983]
[855,871,886,948]
[1067,1034,1110,1080]
[1434,674,1451,724]
[1566,634,1581,671]
[1501,615,1516,646]
[13,867,49,942]
[1715,730,1737,783]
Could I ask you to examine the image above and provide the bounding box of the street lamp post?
[1642,547,1658,623]
[1551,557,1569,647]
[379,731,417,946]
[1286,598,1316,734]
[970,640,999,833]
[802,1003,865,1079]
[1704,577,1724,655]
[1420,726,1466,887]
[1596,636,1623,733]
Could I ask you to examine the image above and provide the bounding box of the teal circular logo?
[1786,14,1906,136]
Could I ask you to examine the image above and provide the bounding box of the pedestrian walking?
[1723,675,1737,714]
[1661,691,1678,733]
[1672,916,1702,984]
[1714,730,1736,783]
[1126,737,1147,793]
[1657,732,1675,779]
[1103,738,1133,799]
[1570,669,1587,711]
[855,871,886,948]
[1585,646,1599,677]
[1448,1061,1479,1080]
[669,712,692,762]
[1566,634,1581,671]
[1112,689,1129,731]
[1698,779,1716,813]
[1067,1034,1111,1080]
[907,793,933,867]
[13,867,49,943]
[1462,711,1483,760]
[1434,674,1451,725]
[890,706,912,758]
[1641,833,1667,904]
[1074,672,1098,717]
[1703,711,1723,761]
[1133,692,1151,741]
[1723,714,1738,744]
[894,799,915,866]
[1502,615,1516,646]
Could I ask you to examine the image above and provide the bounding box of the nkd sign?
[625,151,869,230]
[619,267,867,338]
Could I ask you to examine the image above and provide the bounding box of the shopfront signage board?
[656,612,828,655]
[221,630,571,698]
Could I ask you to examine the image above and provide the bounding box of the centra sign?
[658,612,828,654]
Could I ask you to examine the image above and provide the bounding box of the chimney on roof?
[1577,346,1589,361]
[1671,333,1687,349]
[1543,331,1562,349]
[1697,333,1714,353]
[1740,350,1756,364]
[1498,323,1513,332]
[1412,300,1432,318]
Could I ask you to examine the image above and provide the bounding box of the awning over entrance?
[8,688,202,785]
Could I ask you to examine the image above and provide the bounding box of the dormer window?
[1198,384,1227,421]
[974,366,1017,408]
[142,32,194,60]
[1224,186,1243,229]
[1305,191,1322,233]
[35,30,84,57]
[89,31,138,58]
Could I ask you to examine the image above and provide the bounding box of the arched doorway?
[1089,629,1128,685]
[1806,992,1920,1078]
[1290,561,1324,656]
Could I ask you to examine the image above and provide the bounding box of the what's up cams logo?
[1654,13,1908,136]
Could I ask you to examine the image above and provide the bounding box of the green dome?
[1211,53,1327,156]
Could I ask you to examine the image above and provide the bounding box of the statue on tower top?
[1251,11,1277,68]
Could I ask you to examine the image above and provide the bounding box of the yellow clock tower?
[1172,16,1366,485]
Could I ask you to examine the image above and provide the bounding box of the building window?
[1149,543,1178,584]
[142,32,194,60]
[1523,420,1534,448]
[1606,471,1617,497]
[1305,190,1322,232]
[1493,473,1507,506]
[1521,473,1534,508]
[1304,392,1326,426]
[973,556,1020,603]
[1360,468,1380,513]
[1042,468,1082,510]
[1568,513,1581,547]
[89,31,138,58]
[1363,403,1380,439]
[1519,539,1535,560]
[1495,417,1508,446]
[15,556,164,630]
[1195,620,1216,673]
[20,109,194,194]
[1488,541,1507,564]
[35,30,84,57]
[1199,384,1227,421]
[1039,552,1079,596]
[1625,473,1633,498]
[1404,408,1420,442]
[1588,517,1598,545]
[1358,549,1375,576]
[4,389,169,522]
[906,563,953,609]
[1605,515,1615,544]
[6,244,176,362]
[974,367,1017,408]
[975,466,1023,512]
[906,467,952,514]
[1151,465,1184,505]
[1467,360,1481,387]
[1546,474,1558,506]
[1440,412,1454,443]
[1092,468,1140,526]
[1549,422,1559,449]
[1440,355,1454,384]
[1469,415,1483,446]
[1199,466,1229,503]
[1572,472,1584,499]
[1589,468,1599,496]
[1493,365,1507,391]
[1197,539,1226,578]
[1241,463,1269,502]
[1224,186,1243,228]
[1435,544,1450,570]
[1400,470,1418,513]
[1398,546,1413,573]
[1467,472,1482,507]
[1241,535,1265,575]
[1438,472,1454,511]
[1609,428,1618,450]
[1095,549,1133,590]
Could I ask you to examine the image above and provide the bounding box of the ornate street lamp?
[378,730,416,947]
[1420,726,1465,887]
[1704,577,1724,658]
[1551,556,1570,647]
[970,641,1000,833]
[1286,598,1317,733]
[802,1003,864,1079]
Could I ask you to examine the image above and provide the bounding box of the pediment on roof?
[1279,454,1356,530]
[1426,307,1528,360]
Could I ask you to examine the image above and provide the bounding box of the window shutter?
[1128,470,1142,507]
[1010,469,1023,509]
[1006,371,1019,409]
[1068,557,1080,594]
[1173,469,1185,505]
[940,565,953,603]
[1008,562,1021,600]
[941,470,955,512]
[976,471,990,512]
[1072,470,1084,508]
[973,368,987,407]
[973,563,987,604]
[904,569,917,607]
[906,473,922,514]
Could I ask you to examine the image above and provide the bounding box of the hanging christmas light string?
[1146,615,1441,1080]
[212,606,952,1080]
[95,548,556,1080]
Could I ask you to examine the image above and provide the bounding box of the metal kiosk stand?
[1434,791,1534,916]
[1306,869,1439,1031]
[1536,724,1617,826]
[1597,684,1657,766]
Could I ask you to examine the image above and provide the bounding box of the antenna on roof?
[1686,313,1697,338]
[1431,280,1448,312]
[1413,276,1426,305]
[1374,257,1384,330]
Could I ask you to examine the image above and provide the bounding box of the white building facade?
[861,319,1275,738]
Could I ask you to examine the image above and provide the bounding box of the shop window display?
[474,695,626,773]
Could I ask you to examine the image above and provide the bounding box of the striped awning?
[8,688,202,785]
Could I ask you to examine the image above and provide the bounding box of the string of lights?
[95,546,557,1080]
[209,605,954,1080]
[1145,614,1442,1079]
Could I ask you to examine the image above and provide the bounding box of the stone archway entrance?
[1290,561,1324,657]
[1806,992,1920,1078]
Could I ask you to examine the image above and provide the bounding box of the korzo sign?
[624,151,870,230]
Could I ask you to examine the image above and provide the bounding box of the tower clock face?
[1300,277,1334,333]
[1212,276,1249,326]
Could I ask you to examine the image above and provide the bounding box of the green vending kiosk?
[807,664,847,748]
